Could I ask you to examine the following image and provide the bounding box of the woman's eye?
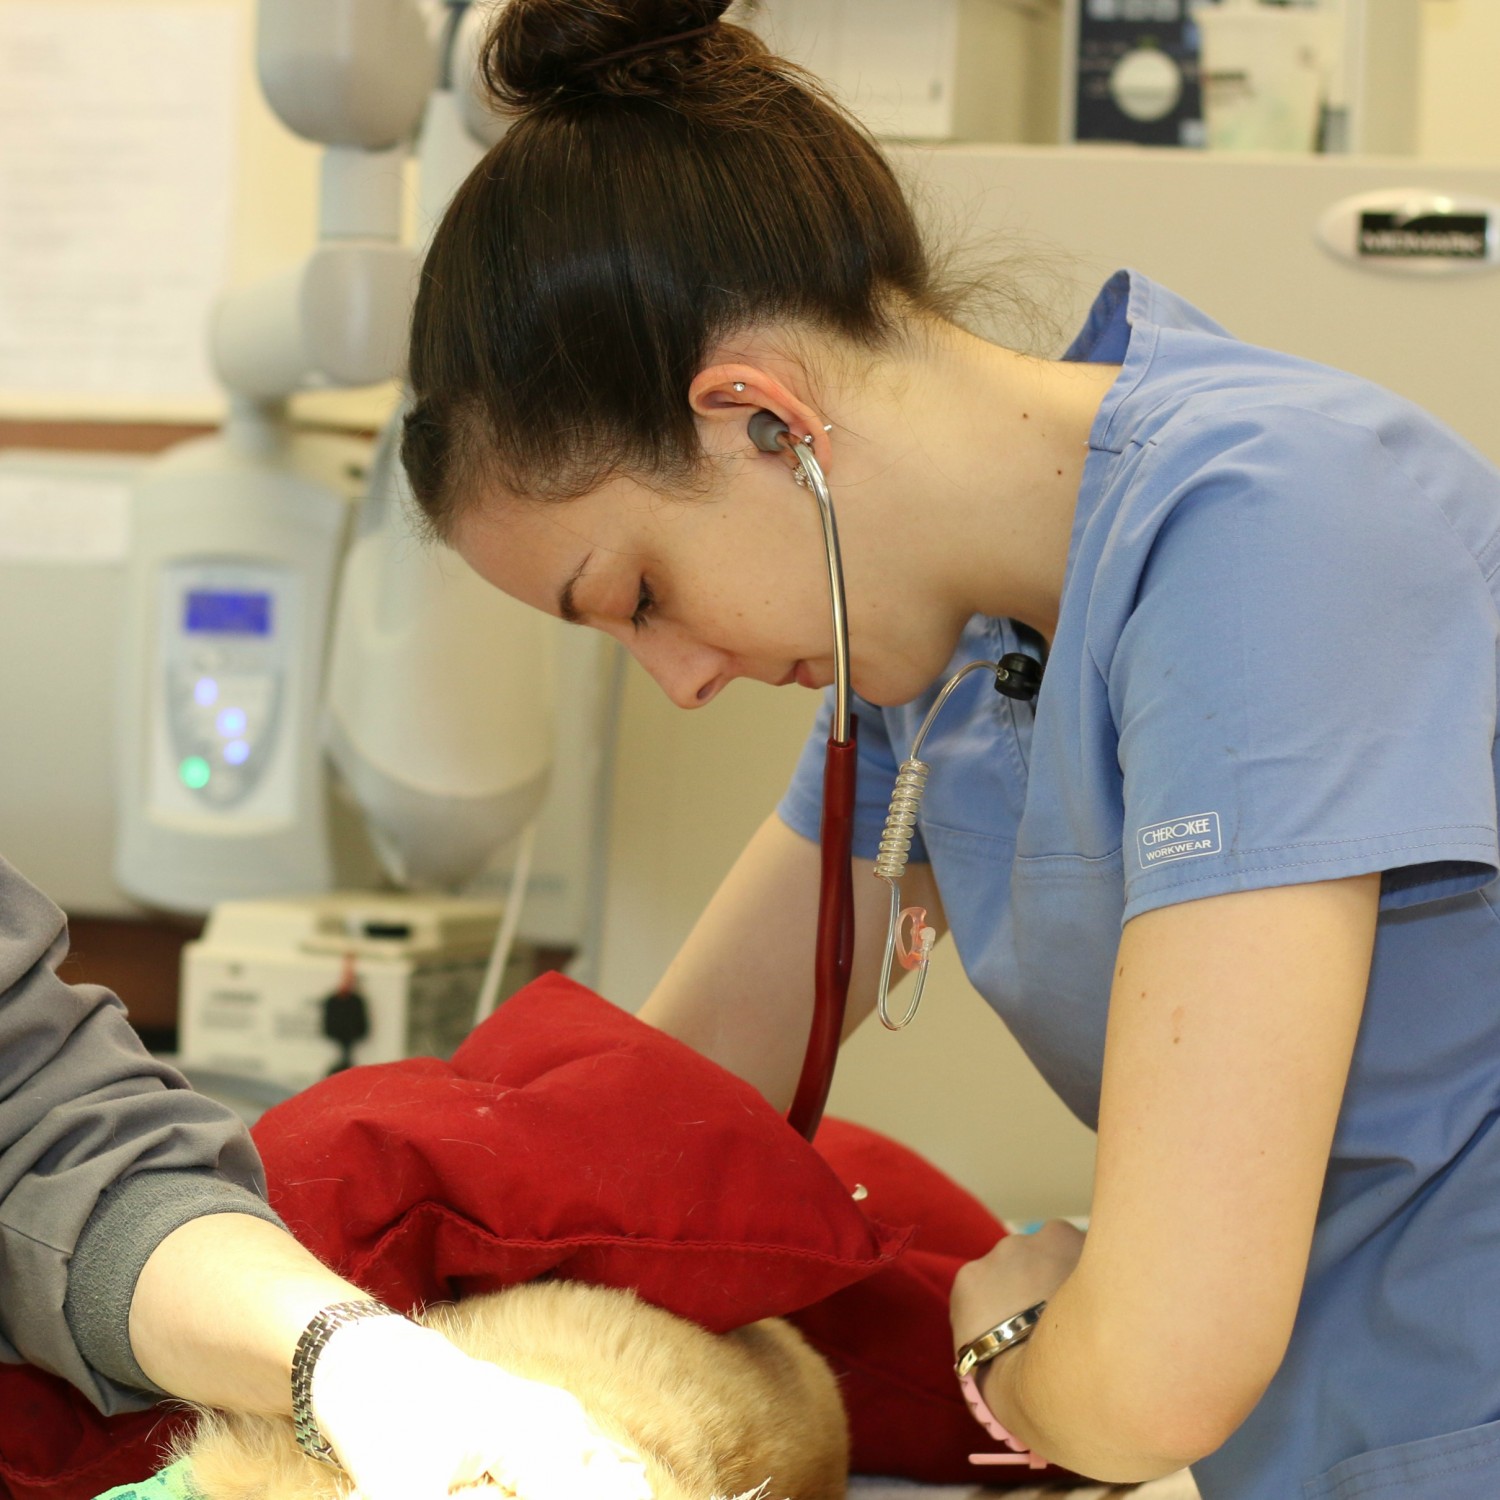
[630,579,655,631]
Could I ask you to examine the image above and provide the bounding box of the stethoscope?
[747,412,1045,1140]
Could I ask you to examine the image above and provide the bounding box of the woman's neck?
[831,320,1119,643]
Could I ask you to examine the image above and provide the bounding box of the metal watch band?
[953,1298,1047,1378]
[291,1298,403,1464]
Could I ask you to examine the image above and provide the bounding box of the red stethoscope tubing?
[743,410,855,1141]
[786,727,858,1140]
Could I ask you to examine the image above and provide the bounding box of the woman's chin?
[851,671,934,710]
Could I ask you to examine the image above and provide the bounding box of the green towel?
[94,1458,200,1500]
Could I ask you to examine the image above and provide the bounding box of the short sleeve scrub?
[779,271,1500,1500]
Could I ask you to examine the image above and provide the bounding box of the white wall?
[0,0,401,428]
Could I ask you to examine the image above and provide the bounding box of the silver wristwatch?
[954,1299,1047,1378]
[291,1298,402,1463]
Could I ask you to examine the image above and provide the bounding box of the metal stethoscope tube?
[746,409,1004,1134]
[748,411,851,742]
[748,411,855,1139]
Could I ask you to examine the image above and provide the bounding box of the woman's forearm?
[128,1212,371,1413]
[950,1222,1191,1480]
[979,1277,1193,1484]
[1000,880,1378,1479]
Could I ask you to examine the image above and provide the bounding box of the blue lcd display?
[184,590,273,636]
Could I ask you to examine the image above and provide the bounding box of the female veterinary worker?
[402,2,1500,1497]
[0,852,649,1500]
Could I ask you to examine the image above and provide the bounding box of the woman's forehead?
[454,483,650,601]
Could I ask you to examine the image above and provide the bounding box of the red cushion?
[0,1378,188,1500]
[255,974,909,1327]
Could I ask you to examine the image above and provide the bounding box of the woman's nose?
[628,631,730,709]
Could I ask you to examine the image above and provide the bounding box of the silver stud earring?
[732,381,746,393]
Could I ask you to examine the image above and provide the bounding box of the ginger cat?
[184,1281,848,1500]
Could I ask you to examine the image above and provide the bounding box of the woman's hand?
[950,1220,1085,1353]
[311,1314,654,1500]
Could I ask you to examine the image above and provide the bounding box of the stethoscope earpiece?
[747,409,791,454]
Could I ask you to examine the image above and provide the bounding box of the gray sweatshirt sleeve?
[0,854,284,1414]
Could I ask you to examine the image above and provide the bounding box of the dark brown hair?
[403,0,957,532]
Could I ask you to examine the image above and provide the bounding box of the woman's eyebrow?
[557,551,594,623]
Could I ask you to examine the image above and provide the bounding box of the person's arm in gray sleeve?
[0,859,646,1500]
[0,853,282,1413]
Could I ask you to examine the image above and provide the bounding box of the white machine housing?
[116,0,567,923]
[114,408,379,911]
[209,0,431,400]
[1060,0,1423,154]
[325,417,557,892]
[750,0,1062,144]
[180,890,504,1090]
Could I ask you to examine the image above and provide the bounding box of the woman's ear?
[688,363,833,472]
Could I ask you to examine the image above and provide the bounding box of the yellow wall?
[1417,0,1500,162]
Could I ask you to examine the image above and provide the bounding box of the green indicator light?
[179,756,212,791]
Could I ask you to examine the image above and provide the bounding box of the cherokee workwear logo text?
[1137,812,1222,868]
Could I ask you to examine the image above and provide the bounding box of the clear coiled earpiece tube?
[874,660,1004,1029]
[874,758,936,1029]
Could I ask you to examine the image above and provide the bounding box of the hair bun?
[482,0,746,111]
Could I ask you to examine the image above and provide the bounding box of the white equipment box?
[751,0,1063,144]
[180,892,505,1092]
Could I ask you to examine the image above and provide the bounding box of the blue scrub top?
[779,271,1500,1499]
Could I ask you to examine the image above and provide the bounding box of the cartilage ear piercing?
[732,381,746,392]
